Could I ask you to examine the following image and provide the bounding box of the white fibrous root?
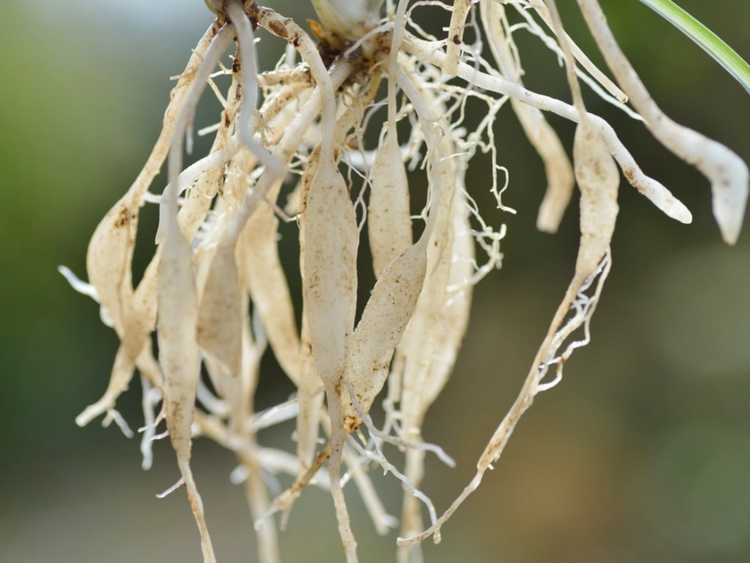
[63,0,747,561]
[480,0,575,233]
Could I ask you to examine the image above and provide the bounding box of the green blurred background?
[2,1,749,562]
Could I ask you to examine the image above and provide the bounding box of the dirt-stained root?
[63,1,747,561]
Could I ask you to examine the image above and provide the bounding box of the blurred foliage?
[1,1,748,562]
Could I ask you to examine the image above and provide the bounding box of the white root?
[521,0,628,103]
[232,448,332,489]
[480,0,575,233]
[139,375,162,470]
[226,0,282,176]
[319,410,399,535]
[577,0,748,244]
[444,0,473,76]
[403,35,693,224]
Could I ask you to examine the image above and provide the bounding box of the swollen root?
[66,0,747,561]
[577,0,748,244]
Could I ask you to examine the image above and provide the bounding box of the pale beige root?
[397,180,474,450]
[221,24,352,246]
[76,30,245,429]
[397,199,467,563]
[196,0,284,383]
[261,83,314,147]
[373,0,412,279]
[260,441,333,523]
[571,130,619,284]
[301,156,360,560]
[394,71,474,563]
[444,0,473,76]
[297,162,325,469]
[197,242,243,378]
[295,373,325,470]
[101,83,236,424]
[292,73,382,473]
[394,64,470,414]
[318,383,360,563]
[480,0,574,233]
[195,139,243,383]
[391,1,410,72]
[344,446,398,535]
[368,130,413,277]
[544,0,585,115]
[319,408,399,536]
[287,86,366,474]
[409,193,474,424]
[398,245,614,547]
[250,4,338,161]
[399,16,621,543]
[342,234,429,423]
[196,57,354,406]
[544,0,618,275]
[397,252,611,547]
[291,67,393,560]
[403,35,693,224]
[240,452,280,563]
[232,447,332,489]
[198,63,351,532]
[235,306,281,563]
[76,25,221,427]
[577,0,748,244]
[294,173,333,472]
[139,375,160,470]
[341,65,456,425]
[158,215,216,563]
[84,198,134,341]
[398,448,425,563]
[190,4,347,301]
[237,175,302,383]
[75,346,136,428]
[288,9,358,552]
[156,24,236,563]
[257,66,314,89]
[211,80,303,384]
[84,23,217,338]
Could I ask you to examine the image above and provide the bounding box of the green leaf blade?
[638,0,750,95]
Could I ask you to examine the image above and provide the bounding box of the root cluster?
[63,1,747,562]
